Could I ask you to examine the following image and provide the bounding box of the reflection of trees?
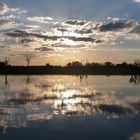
[0,126,5,136]
[26,75,31,84]
[4,57,9,88]
[80,75,88,85]
[129,75,140,86]
[5,75,9,88]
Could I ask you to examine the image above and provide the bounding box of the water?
[0,75,140,140]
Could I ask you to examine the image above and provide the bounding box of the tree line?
[0,57,139,75]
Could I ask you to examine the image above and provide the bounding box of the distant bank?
[0,65,139,75]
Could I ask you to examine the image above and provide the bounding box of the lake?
[0,75,140,140]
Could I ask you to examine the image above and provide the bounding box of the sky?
[0,0,140,65]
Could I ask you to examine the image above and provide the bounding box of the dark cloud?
[75,28,93,34]
[6,30,29,37]
[95,40,103,43]
[98,21,135,32]
[6,30,103,43]
[65,20,86,26]
[5,30,58,39]
[67,36,95,42]
[57,28,68,32]
[20,38,34,43]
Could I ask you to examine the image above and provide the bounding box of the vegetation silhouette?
[0,60,140,75]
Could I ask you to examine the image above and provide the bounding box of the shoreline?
[0,66,139,75]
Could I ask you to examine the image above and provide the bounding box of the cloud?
[0,3,27,15]
[20,38,35,44]
[0,19,16,30]
[2,14,140,63]
[52,43,86,49]
[21,24,40,32]
[97,20,136,32]
[25,25,40,29]
[1,15,16,20]
[0,3,9,15]
[65,20,86,26]
[27,16,53,24]
[0,4,27,31]
[134,0,140,3]
[107,17,120,21]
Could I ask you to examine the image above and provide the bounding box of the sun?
[62,38,76,46]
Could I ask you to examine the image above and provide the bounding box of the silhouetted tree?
[71,61,83,67]
[66,62,72,67]
[104,62,113,67]
[25,55,32,67]
[46,63,51,67]
[121,62,128,66]
[85,62,101,67]
[4,57,9,67]
[66,61,83,67]
[133,59,140,67]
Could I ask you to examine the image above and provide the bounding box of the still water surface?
[0,75,140,140]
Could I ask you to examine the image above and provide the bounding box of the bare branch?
[25,55,32,67]
[4,57,9,67]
